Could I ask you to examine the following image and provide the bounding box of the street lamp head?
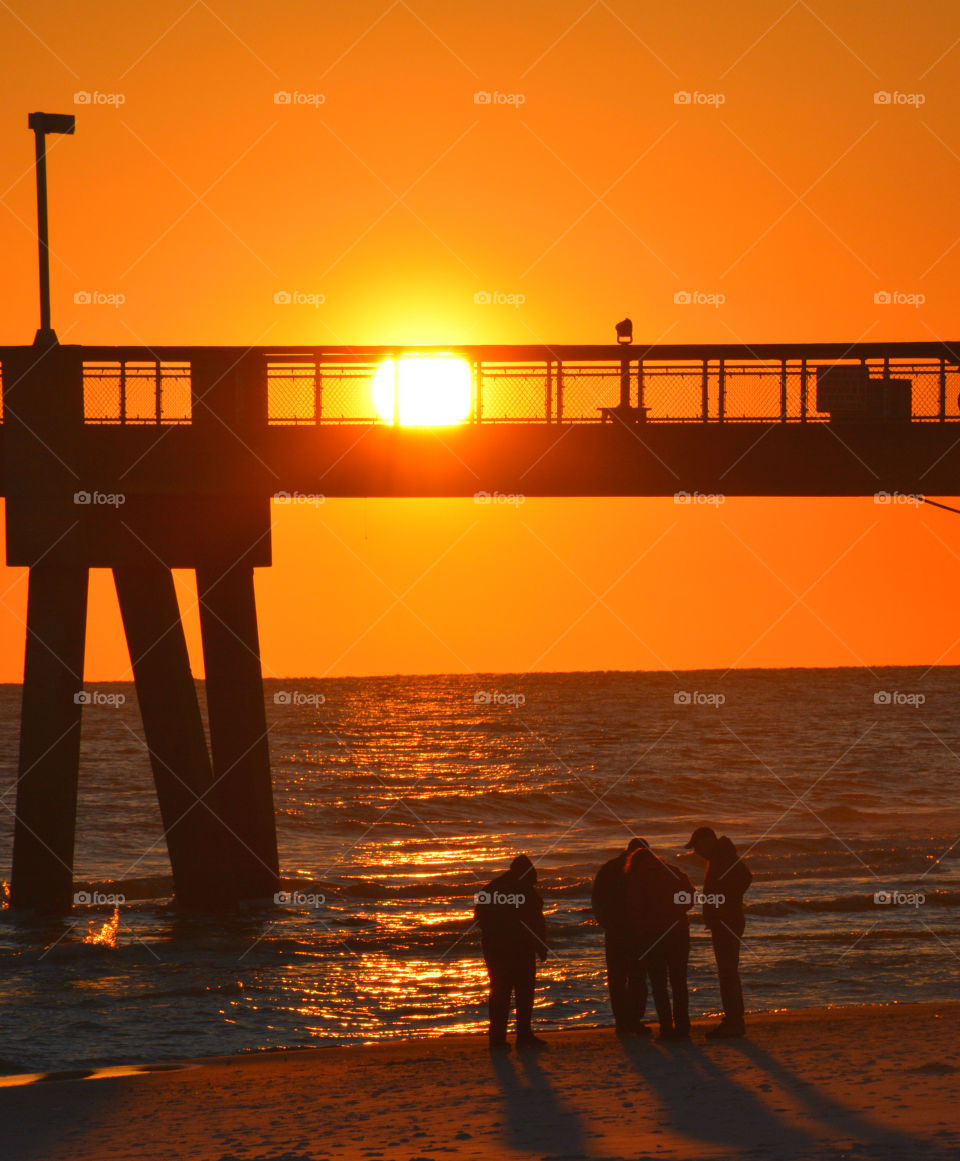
[28,112,76,136]
[615,317,633,345]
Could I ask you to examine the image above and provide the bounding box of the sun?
[372,355,472,425]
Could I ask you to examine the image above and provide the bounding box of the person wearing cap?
[474,854,548,1050]
[592,837,650,1036]
[624,843,695,1041]
[685,825,753,1039]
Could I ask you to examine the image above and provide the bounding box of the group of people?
[473,828,752,1050]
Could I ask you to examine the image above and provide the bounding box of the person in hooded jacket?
[474,853,548,1050]
[624,843,695,1041]
[592,837,650,1035]
[686,825,753,1039]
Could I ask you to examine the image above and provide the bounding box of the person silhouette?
[474,854,548,1050]
[592,837,650,1036]
[625,843,695,1041]
[685,826,753,1039]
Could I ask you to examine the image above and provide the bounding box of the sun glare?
[372,355,472,425]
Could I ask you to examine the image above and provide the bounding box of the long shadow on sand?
[620,1036,822,1156]
[490,1048,591,1158]
[725,1038,957,1161]
[620,1036,954,1161]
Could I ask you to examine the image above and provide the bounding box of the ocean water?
[0,666,958,1073]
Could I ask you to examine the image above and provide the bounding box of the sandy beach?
[1,1002,957,1161]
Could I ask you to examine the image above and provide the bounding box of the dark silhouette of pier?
[4,338,959,912]
[6,114,960,912]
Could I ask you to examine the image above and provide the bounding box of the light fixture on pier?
[615,318,633,345]
[28,111,76,348]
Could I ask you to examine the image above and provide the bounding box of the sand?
[1,1003,958,1161]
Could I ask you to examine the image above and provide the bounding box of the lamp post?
[28,111,75,347]
[615,317,633,413]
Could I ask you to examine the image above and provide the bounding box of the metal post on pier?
[474,360,482,423]
[701,360,709,421]
[556,361,563,423]
[800,358,808,421]
[28,111,75,348]
[314,360,323,423]
[638,361,645,420]
[780,359,788,421]
[939,357,946,422]
[154,361,162,424]
[619,355,631,411]
[545,360,553,423]
[615,317,632,421]
[718,360,726,422]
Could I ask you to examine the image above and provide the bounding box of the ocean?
[0,666,957,1073]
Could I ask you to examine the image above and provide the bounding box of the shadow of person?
[723,1038,956,1161]
[490,1048,592,1158]
[617,1035,825,1156]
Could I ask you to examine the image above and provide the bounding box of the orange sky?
[2,1,960,680]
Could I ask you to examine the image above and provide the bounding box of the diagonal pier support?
[197,562,279,902]
[114,564,237,907]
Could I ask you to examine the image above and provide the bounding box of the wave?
[12,873,956,929]
[748,889,959,916]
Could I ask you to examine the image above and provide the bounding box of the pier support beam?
[114,565,234,908]
[10,565,88,911]
[197,563,278,902]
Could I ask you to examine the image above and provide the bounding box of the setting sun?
[372,355,472,425]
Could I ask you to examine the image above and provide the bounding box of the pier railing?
[2,343,959,427]
[261,353,960,425]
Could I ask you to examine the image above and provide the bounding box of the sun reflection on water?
[222,952,491,1043]
[82,908,120,948]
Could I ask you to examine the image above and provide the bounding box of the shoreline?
[2,1002,957,1160]
[1,999,954,1081]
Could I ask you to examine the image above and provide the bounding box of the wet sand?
[1,1003,958,1160]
